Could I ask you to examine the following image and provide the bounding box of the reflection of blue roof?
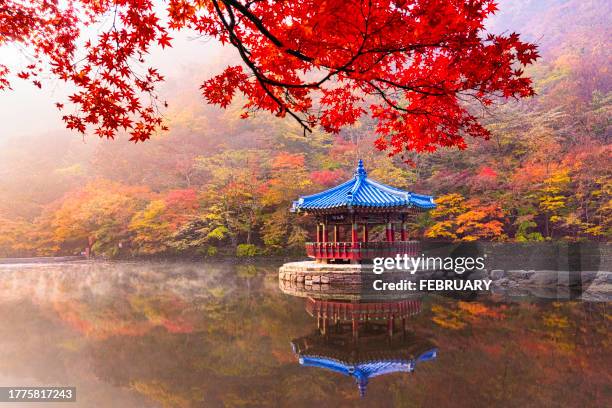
[298,348,437,397]
[291,160,435,211]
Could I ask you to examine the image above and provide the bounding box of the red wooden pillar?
[386,221,394,242]
[401,215,407,241]
[322,222,328,243]
[362,224,368,242]
[351,216,359,261]
[333,225,338,243]
[316,224,321,243]
[385,217,390,242]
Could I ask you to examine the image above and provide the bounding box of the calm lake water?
[0,261,609,407]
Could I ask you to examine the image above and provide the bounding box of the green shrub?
[236,244,258,257]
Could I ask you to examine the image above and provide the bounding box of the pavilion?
[294,345,437,398]
[291,160,435,263]
[291,299,437,398]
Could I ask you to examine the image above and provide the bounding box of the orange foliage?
[52,301,151,340]
[271,153,305,170]
[511,162,552,192]
[457,301,506,320]
[309,169,345,187]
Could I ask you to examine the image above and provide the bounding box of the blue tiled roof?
[291,160,435,212]
[298,348,437,397]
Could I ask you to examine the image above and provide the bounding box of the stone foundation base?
[278,260,439,297]
[279,261,370,286]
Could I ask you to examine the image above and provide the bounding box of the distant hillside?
[0,1,609,257]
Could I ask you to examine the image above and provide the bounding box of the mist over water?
[0,261,608,407]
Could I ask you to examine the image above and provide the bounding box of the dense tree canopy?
[0,0,537,153]
[0,0,608,258]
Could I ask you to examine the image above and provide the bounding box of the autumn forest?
[0,0,610,258]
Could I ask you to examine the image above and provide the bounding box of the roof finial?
[355,159,367,178]
[357,377,368,398]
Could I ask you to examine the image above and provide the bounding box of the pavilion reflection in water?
[291,296,437,397]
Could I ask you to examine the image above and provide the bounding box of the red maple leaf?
[0,0,538,153]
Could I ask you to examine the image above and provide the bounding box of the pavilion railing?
[305,297,422,320]
[305,241,421,260]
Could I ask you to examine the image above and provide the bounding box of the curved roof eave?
[292,160,436,212]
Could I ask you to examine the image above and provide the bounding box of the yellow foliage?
[431,304,467,330]
[129,200,173,254]
[130,381,190,408]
